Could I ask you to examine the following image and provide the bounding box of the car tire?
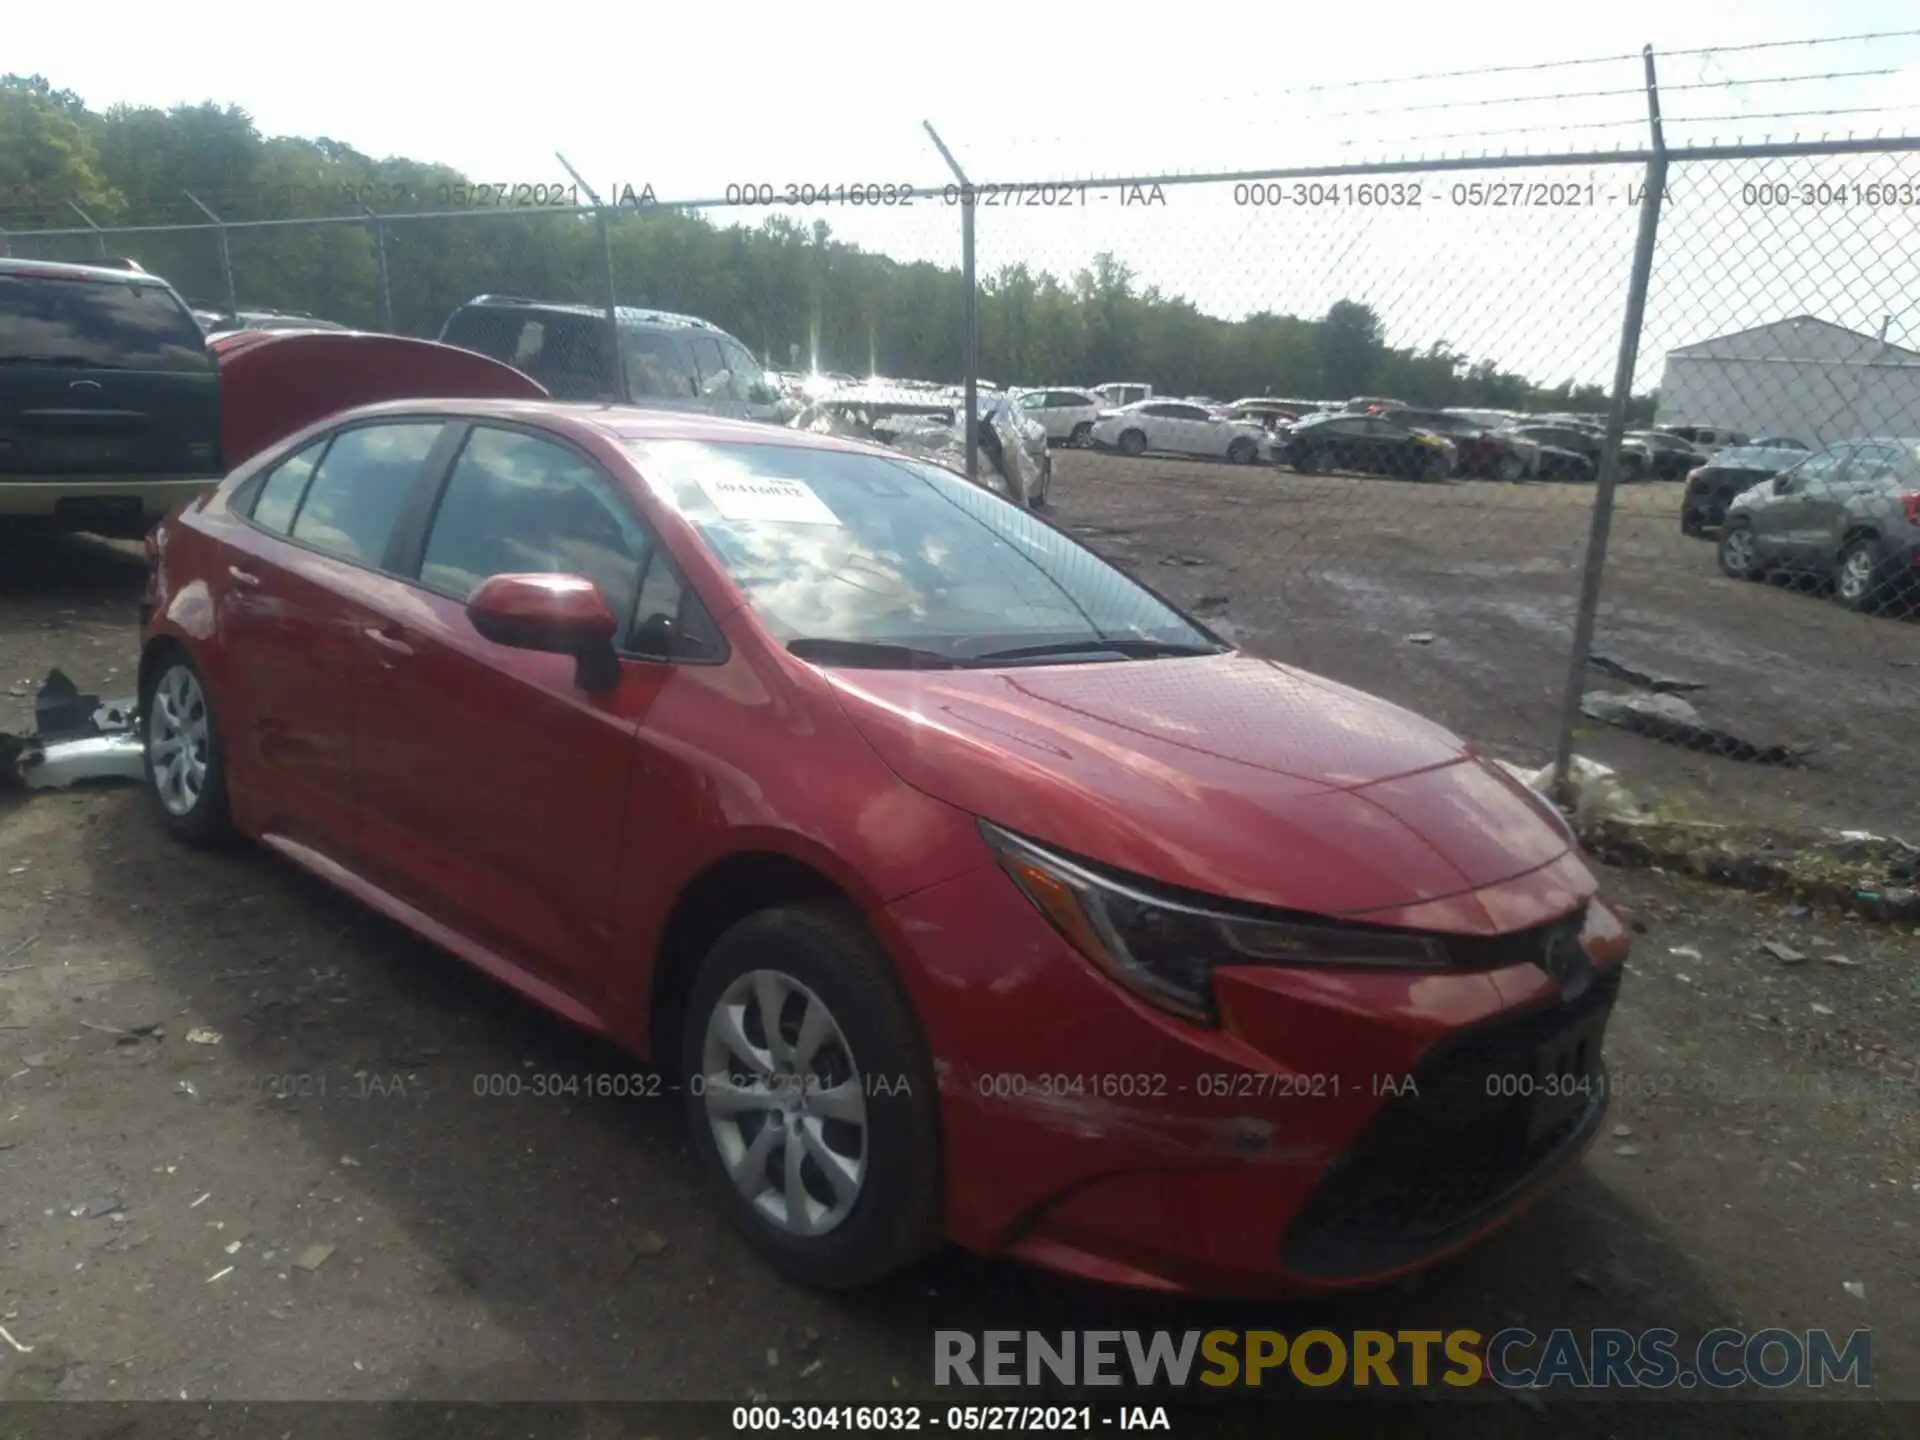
[142,646,233,844]
[1495,454,1525,483]
[1069,422,1093,447]
[1832,537,1883,612]
[1292,448,1323,475]
[680,904,942,1290]
[1030,458,1052,509]
[1116,429,1147,457]
[1680,511,1703,538]
[1424,451,1452,482]
[1717,521,1763,581]
[1226,437,1257,465]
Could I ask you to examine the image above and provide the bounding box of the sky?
[11,1,1920,390]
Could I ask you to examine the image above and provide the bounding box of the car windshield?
[0,275,212,372]
[1712,446,1812,470]
[627,439,1221,665]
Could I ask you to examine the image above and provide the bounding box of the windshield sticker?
[693,473,843,526]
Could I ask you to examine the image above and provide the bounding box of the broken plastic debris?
[186,1028,222,1046]
[205,1266,233,1284]
[0,1325,33,1354]
[1495,754,1647,828]
[633,1229,668,1258]
[1810,1002,1835,1017]
[70,1196,122,1219]
[190,1193,211,1208]
[1843,1281,1867,1299]
[17,733,147,790]
[1404,632,1437,644]
[2,671,144,791]
[1668,945,1702,960]
[1761,941,1806,964]
[291,1243,335,1271]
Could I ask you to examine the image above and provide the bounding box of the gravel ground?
[1045,454,1919,837]
[0,466,1916,1436]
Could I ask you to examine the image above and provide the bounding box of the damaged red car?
[139,397,1630,1295]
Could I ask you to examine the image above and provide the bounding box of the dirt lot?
[0,468,1916,1436]
[1046,454,1920,838]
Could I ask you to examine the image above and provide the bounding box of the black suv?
[1,258,222,537]
[439,297,786,421]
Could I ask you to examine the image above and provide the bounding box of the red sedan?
[139,398,1630,1296]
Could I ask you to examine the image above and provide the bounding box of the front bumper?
[878,859,1630,1295]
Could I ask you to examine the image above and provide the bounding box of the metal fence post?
[0,227,10,258]
[558,152,627,403]
[925,122,979,485]
[184,192,238,314]
[1552,45,1669,803]
[360,206,394,333]
[68,202,108,259]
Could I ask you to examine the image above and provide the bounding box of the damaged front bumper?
[2,669,146,791]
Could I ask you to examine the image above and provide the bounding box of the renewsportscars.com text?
[934,1328,1872,1391]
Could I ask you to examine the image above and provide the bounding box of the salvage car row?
[1050,392,1719,484]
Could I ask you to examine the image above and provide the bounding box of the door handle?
[227,566,260,588]
[362,626,413,657]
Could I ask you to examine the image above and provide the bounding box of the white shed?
[1654,316,1920,448]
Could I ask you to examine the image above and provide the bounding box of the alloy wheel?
[1720,527,1755,577]
[148,663,210,817]
[701,968,869,1237]
[1837,547,1875,604]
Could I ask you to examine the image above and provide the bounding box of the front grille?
[1283,966,1621,1281]
[1443,907,1587,972]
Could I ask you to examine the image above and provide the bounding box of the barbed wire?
[1662,28,1920,59]
[1315,67,1898,122]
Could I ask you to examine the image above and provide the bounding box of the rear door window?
[717,338,769,403]
[624,330,700,399]
[1845,443,1907,485]
[290,422,447,566]
[248,440,328,534]
[687,335,733,401]
[0,274,211,372]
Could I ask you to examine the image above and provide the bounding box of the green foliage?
[0,75,1654,416]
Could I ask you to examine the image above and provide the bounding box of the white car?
[1091,381,1153,408]
[1089,399,1270,463]
[1015,387,1103,446]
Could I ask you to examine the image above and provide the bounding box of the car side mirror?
[1773,474,1792,493]
[466,573,620,692]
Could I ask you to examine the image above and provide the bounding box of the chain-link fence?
[5,61,1918,839]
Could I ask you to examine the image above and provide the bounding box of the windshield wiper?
[970,638,1227,663]
[787,637,976,670]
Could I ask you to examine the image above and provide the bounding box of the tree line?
[2,74,1654,417]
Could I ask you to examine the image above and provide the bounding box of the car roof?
[318,397,888,454]
[452,295,724,331]
[0,256,174,286]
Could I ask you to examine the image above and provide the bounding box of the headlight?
[979,822,1448,1023]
